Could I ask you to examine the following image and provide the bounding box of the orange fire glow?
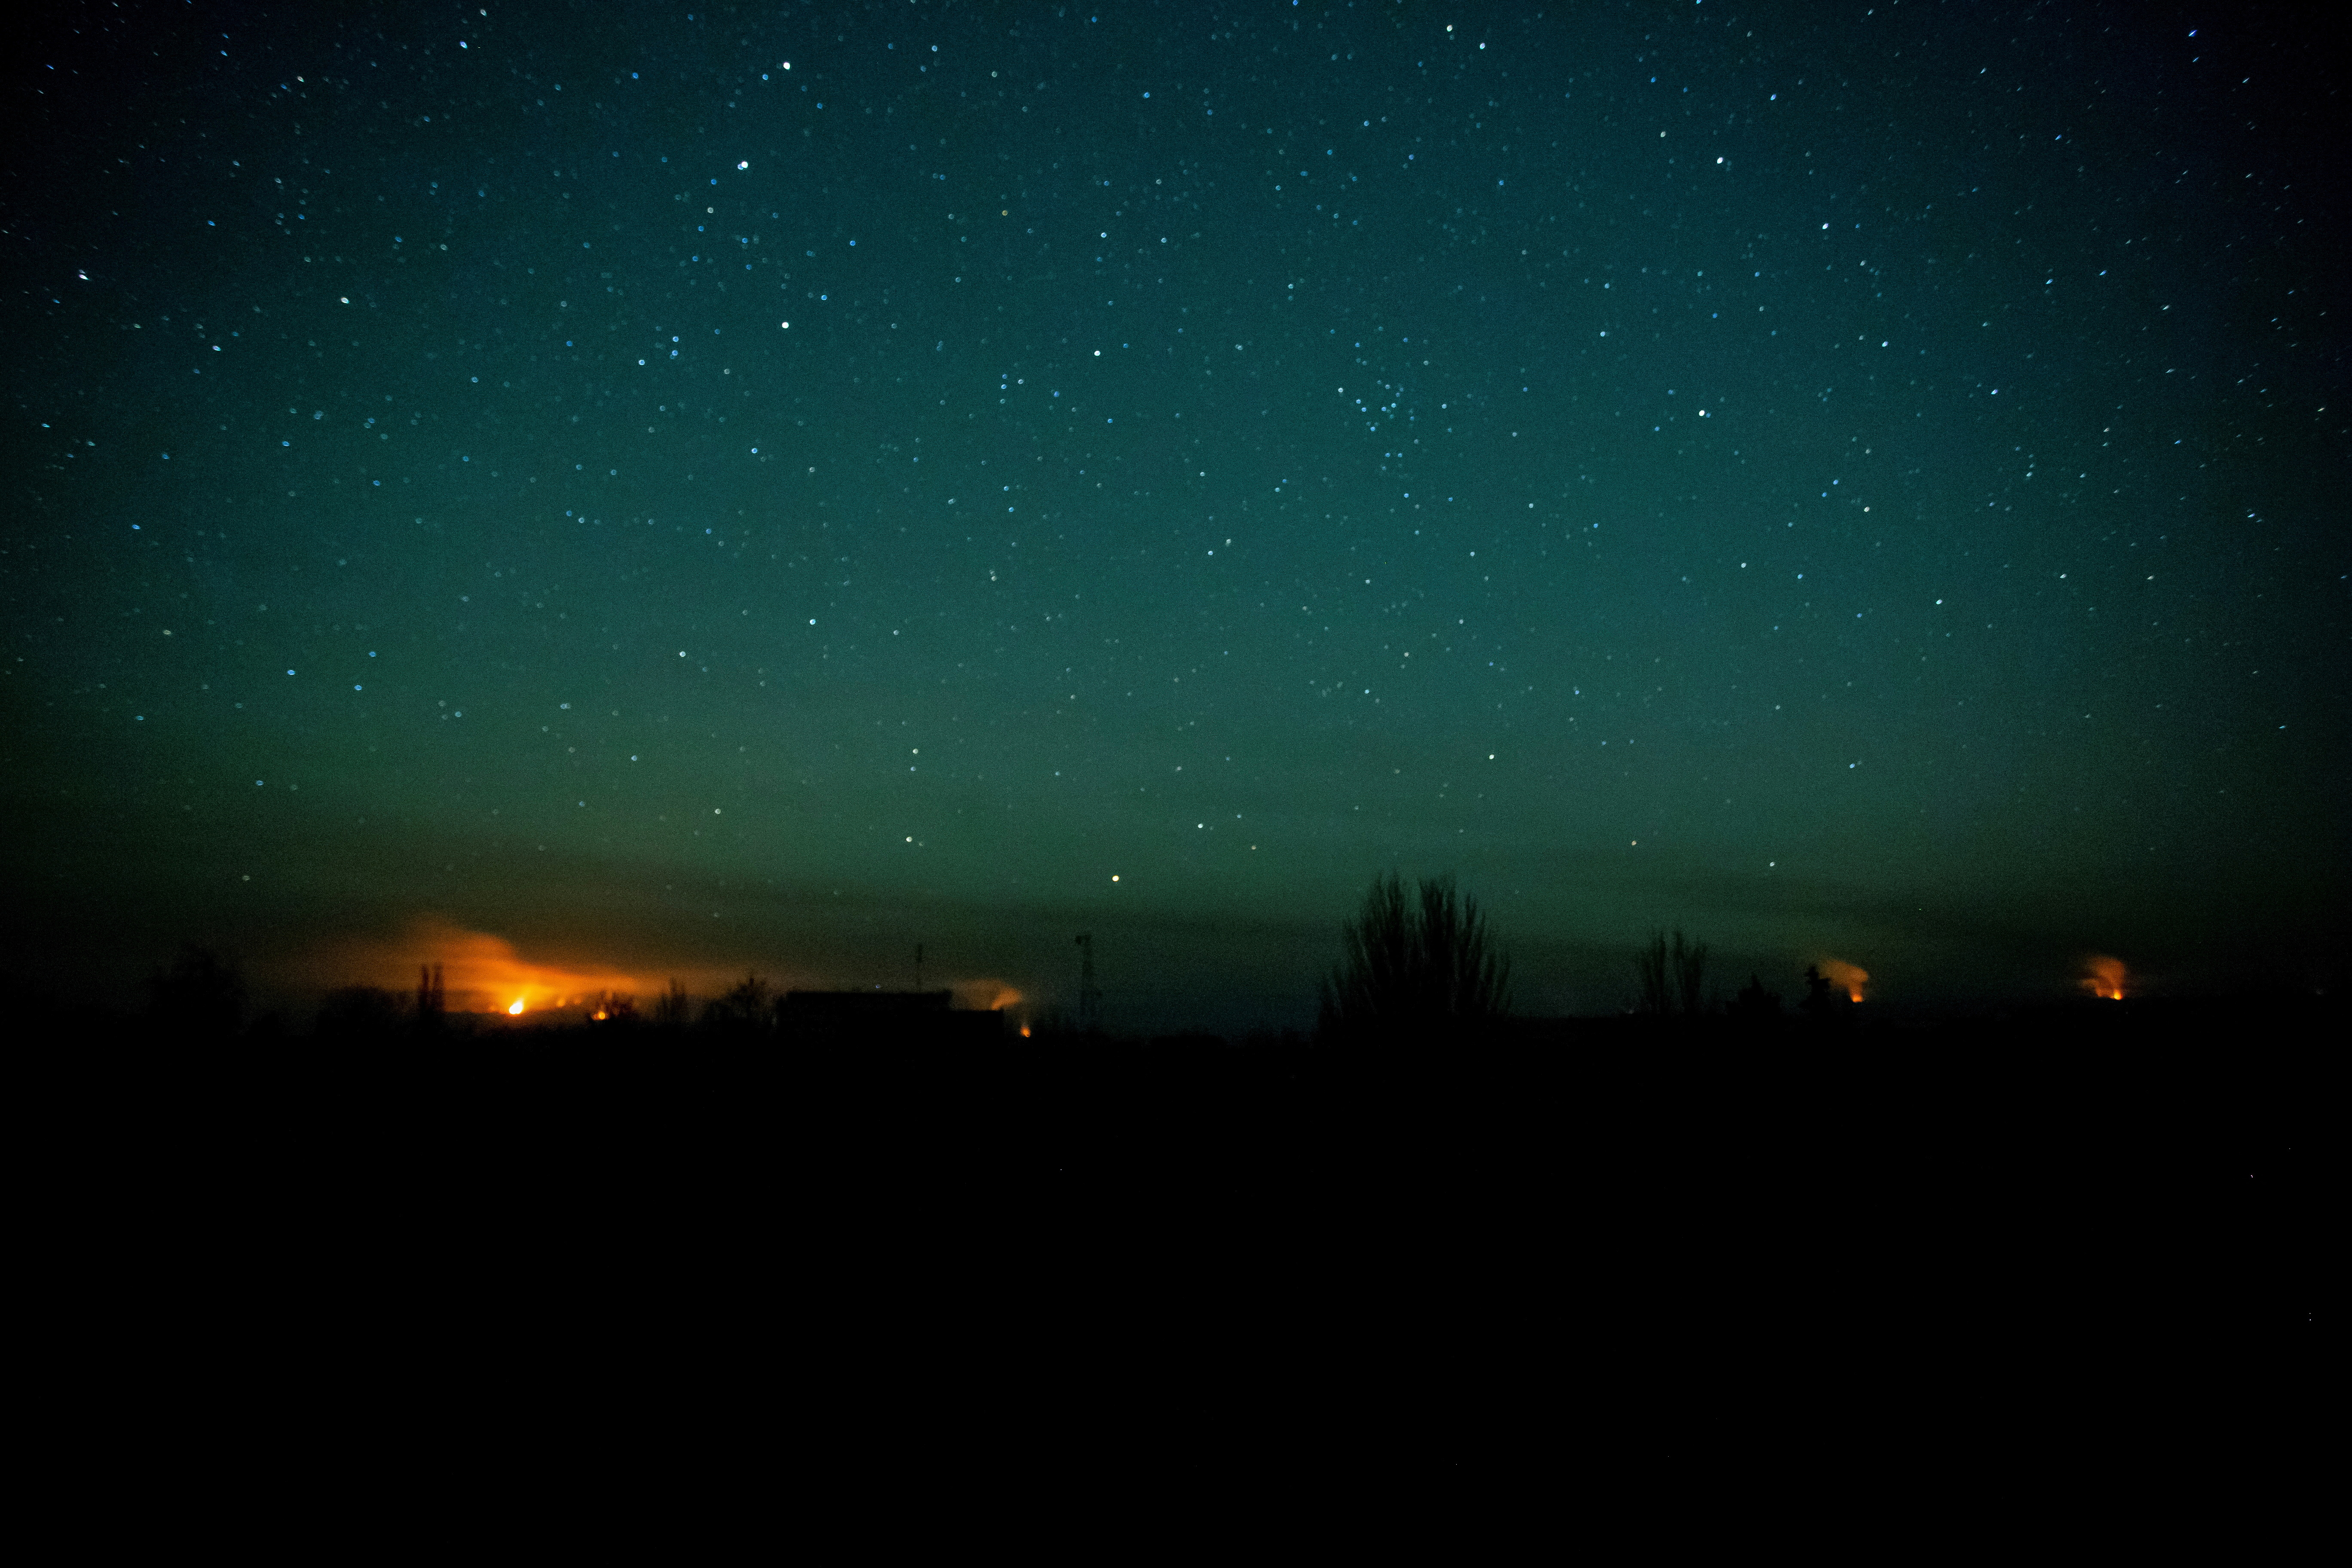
[2081,956,2127,1001]
[301,917,1044,1024]
[954,980,1024,1013]
[307,917,656,1017]
[1819,959,1870,1004]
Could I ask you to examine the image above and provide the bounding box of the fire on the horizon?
[308,917,1025,1023]
[307,919,654,1017]
[1819,958,1870,1004]
[2081,955,2128,1001]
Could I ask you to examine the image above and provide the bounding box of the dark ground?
[19,995,2320,1498]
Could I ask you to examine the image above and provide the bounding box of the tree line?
[121,873,1858,1045]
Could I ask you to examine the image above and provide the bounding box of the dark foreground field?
[18,998,2320,1499]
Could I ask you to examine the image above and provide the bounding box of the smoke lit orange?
[308,918,653,1017]
[953,980,1023,1013]
[1819,959,1870,1004]
[2081,956,2127,1001]
[303,917,1020,1021]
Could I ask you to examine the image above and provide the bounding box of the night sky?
[6,2,2344,1030]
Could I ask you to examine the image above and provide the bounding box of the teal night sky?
[6,3,2344,1029]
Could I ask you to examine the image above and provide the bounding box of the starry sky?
[5,2,2345,1029]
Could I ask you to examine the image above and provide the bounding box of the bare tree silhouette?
[1634,929,1711,1017]
[703,973,774,1033]
[1320,873,1511,1042]
[651,978,692,1029]
[1674,931,1711,1016]
[1634,933,1672,1017]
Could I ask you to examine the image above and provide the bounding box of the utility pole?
[914,943,924,993]
[1075,933,1100,1033]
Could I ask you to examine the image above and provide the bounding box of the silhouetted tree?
[1675,931,1710,1015]
[1634,933,1672,1017]
[145,944,246,1042]
[416,963,446,1032]
[726,972,771,1016]
[1320,873,1511,1043]
[1802,965,1852,1032]
[651,978,692,1029]
[1633,929,1711,1017]
[702,973,774,1034]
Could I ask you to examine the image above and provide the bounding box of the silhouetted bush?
[1320,872,1511,1044]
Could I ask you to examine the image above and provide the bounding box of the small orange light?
[508,999,526,1015]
